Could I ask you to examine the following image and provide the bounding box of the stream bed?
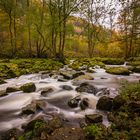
[0,63,140,133]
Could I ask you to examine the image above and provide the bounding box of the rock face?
[85,114,103,124]
[96,96,113,111]
[20,82,36,93]
[41,87,54,97]
[68,96,81,108]
[60,85,73,91]
[76,83,97,94]
[6,87,20,93]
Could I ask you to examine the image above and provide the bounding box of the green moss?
[106,67,130,75]
[0,59,63,79]
[101,58,125,65]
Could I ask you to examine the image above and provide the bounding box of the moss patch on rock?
[106,67,130,75]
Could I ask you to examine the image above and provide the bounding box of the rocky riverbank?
[0,58,140,140]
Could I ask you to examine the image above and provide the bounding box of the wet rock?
[80,98,89,110]
[20,82,36,93]
[60,85,73,91]
[0,78,7,84]
[113,95,126,110]
[21,100,46,115]
[21,101,37,115]
[73,74,94,81]
[96,96,113,111]
[128,101,140,113]
[85,114,103,124]
[41,87,54,97]
[6,87,20,93]
[72,71,85,79]
[58,78,68,82]
[60,71,73,79]
[76,83,97,94]
[48,127,86,140]
[68,96,81,108]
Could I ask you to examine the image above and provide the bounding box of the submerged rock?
[41,87,54,97]
[68,96,81,108]
[85,114,103,124]
[60,85,73,91]
[96,96,113,111]
[20,82,36,93]
[6,87,20,93]
[76,82,97,94]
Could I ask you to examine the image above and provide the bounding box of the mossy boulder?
[6,87,20,93]
[102,58,125,65]
[20,82,36,93]
[96,96,113,111]
[85,114,103,124]
[106,67,130,75]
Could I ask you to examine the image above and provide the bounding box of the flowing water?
[0,63,140,132]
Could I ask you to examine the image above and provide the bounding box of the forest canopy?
[0,0,139,59]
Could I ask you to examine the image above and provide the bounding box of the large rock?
[6,87,20,93]
[20,82,36,93]
[96,96,113,111]
[60,85,73,91]
[106,67,130,75]
[85,114,103,124]
[41,87,54,97]
[0,90,8,97]
[76,83,97,94]
[68,96,81,108]
[132,66,140,73]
